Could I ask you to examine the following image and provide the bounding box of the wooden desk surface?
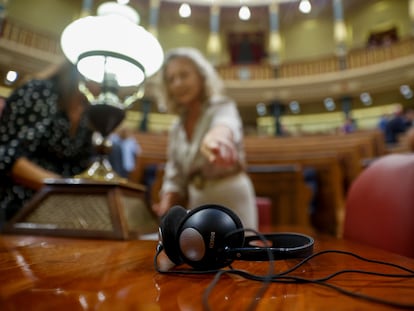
[1,227,413,311]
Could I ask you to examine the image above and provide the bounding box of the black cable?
[218,268,414,309]
[154,240,414,309]
[202,269,228,311]
[211,249,414,309]
[202,228,275,311]
[280,249,414,276]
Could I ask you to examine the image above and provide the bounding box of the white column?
[333,0,347,57]
[268,2,281,67]
[148,0,160,38]
[207,4,221,65]
[80,0,94,17]
[332,0,347,70]
[409,0,414,36]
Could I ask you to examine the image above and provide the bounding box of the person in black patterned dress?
[0,61,96,227]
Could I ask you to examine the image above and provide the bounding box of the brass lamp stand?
[76,95,127,183]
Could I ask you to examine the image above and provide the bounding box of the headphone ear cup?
[177,204,245,270]
[159,205,188,265]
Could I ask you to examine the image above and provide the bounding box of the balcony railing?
[0,18,61,55]
[347,39,414,69]
[216,37,414,80]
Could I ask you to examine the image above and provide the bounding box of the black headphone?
[158,204,314,270]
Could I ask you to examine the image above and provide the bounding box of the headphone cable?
[154,229,414,310]
[219,267,414,309]
[155,245,414,309]
[216,249,414,309]
[204,228,276,311]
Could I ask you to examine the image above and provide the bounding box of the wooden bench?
[246,164,312,229]
[243,130,387,193]
[244,141,362,194]
[246,153,344,236]
[128,131,386,236]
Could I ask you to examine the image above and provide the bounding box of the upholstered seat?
[255,196,272,231]
[343,153,414,258]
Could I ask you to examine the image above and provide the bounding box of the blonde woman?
[152,47,258,230]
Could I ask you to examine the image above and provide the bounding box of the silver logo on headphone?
[209,232,216,248]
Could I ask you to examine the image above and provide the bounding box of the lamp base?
[75,156,127,183]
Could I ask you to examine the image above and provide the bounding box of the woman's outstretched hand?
[201,125,238,167]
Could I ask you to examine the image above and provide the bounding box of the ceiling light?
[256,102,267,116]
[360,92,372,105]
[5,70,18,84]
[323,97,336,111]
[289,101,301,113]
[179,3,191,18]
[60,1,164,87]
[400,85,413,99]
[299,0,311,14]
[239,5,251,21]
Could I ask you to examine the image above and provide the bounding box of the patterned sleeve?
[0,80,56,176]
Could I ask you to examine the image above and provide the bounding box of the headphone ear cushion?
[178,204,245,270]
[159,205,188,265]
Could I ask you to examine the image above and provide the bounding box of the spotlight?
[324,97,336,111]
[400,85,413,99]
[239,5,251,21]
[256,102,267,116]
[360,92,372,105]
[299,0,312,14]
[5,70,18,85]
[289,101,301,114]
[179,3,191,18]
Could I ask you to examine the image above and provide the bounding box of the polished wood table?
[1,227,413,311]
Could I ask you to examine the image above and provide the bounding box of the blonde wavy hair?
[154,47,224,114]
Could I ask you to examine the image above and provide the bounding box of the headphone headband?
[225,233,314,261]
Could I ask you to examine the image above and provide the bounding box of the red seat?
[343,153,414,258]
[256,196,272,231]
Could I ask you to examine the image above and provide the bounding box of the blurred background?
[0,0,412,135]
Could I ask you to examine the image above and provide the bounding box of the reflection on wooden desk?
[0,227,413,310]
